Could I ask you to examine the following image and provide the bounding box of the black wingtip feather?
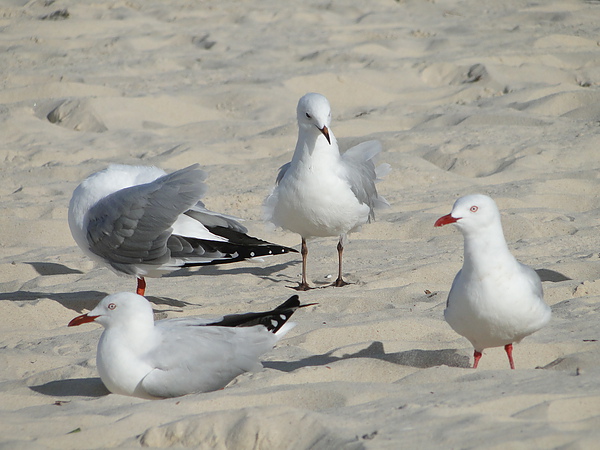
[206,295,316,333]
[172,233,298,269]
[204,226,299,254]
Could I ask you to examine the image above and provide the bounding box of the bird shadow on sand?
[29,377,110,398]
[0,290,107,313]
[264,341,471,371]
[168,260,300,285]
[25,262,84,276]
[535,268,572,282]
[0,290,192,313]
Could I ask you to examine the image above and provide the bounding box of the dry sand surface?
[1,0,600,448]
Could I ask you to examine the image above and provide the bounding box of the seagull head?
[68,292,154,329]
[297,93,332,144]
[434,194,501,233]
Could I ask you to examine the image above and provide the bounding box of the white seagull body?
[68,292,310,399]
[264,93,389,290]
[435,194,551,369]
[69,164,296,295]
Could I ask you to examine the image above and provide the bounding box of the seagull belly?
[272,168,369,238]
[445,270,547,350]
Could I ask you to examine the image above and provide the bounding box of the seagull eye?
[470,206,478,212]
[305,113,312,119]
[108,303,117,310]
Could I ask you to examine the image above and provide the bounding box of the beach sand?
[1,0,599,448]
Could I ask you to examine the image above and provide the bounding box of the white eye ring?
[470,206,478,212]
[108,303,117,310]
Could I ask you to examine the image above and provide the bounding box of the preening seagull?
[69,164,297,295]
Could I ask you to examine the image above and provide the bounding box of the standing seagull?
[264,93,389,290]
[69,164,296,296]
[434,194,551,369]
[68,292,312,398]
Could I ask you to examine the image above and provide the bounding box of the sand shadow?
[29,377,110,398]
[0,290,107,313]
[535,268,572,282]
[265,341,471,371]
[0,290,192,313]
[168,260,299,285]
[25,262,84,276]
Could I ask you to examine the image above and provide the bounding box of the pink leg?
[504,343,515,369]
[473,350,482,368]
[136,277,146,296]
[293,238,312,291]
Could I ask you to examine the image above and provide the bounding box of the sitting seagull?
[434,194,551,369]
[68,292,313,399]
[69,164,296,295]
[264,93,389,290]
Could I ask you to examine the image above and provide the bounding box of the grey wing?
[185,203,248,234]
[85,164,206,274]
[140,326,275,397]
[275,162,291,185]
[340,140,389,221]
[157,317,216,327]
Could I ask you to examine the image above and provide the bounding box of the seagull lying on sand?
[264,93,389,290]
[69,164,297,296]
[435,194,551,369]
[68,292,313,399]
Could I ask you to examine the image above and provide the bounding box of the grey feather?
[340,140,388,221]
[184,203,248,234]
[275,162,291,185]
[85,165,206,273]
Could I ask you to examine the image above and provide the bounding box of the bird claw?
[332,278,351,288]
[289,282,314,291]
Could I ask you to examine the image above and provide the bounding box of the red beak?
[319,125,331,144]
[68,313,99,327]
[434,214,459,227]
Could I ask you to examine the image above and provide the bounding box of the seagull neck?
[108,316,155,347]
[462,224,514,271]
[291,129,339,165]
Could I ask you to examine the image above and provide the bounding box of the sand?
[1,0,599,448]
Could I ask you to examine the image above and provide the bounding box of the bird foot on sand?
[331,278,352,288]
[289,282,314,291]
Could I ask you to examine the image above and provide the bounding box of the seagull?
[434,194,551,369]
[264,93,389,290]
[69,164,297,296]
[68,292,313,399]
